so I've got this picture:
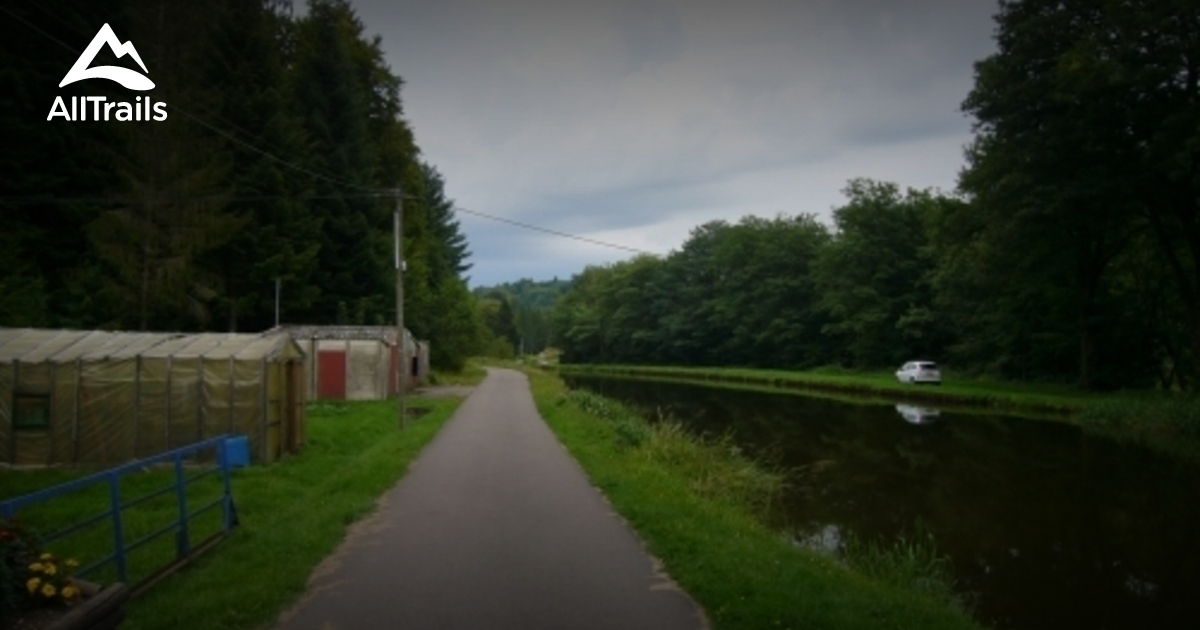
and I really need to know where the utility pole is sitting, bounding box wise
[394,190,406,430]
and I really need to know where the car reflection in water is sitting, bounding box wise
[895,404,940,425]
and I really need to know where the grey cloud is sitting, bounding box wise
[613,0,683,71]
[351,0,1000,285]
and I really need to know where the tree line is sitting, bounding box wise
[553,0,1200,391]
[473,278,572,356]
[0,0,482,370]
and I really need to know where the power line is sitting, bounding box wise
[0,194,661,257]
[3,4,658,259]
[0,192,394,206]
[9,1,335,185]
[451,206,658,256]
[2,3,383,197]
[0,5,81,56]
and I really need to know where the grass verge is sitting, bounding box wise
[2,394,470,630]
[559,364,1200,462]
[124,396,463,630]
[528,368,982,630]
[842,525,973,615]
[430,358,488,385]
[1077,395,1200,460]
[558,364,1098,413]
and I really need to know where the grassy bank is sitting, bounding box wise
[558,364,1200,461]
[528,368,982,630]
[123,396,465,630]
[430,358,489,385]
[558,364,1098,412]
[1076,396,1200,460]
[2,394,471,630]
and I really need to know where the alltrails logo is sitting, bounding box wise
[47,23,167,122]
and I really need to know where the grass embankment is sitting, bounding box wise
[559,364,1200,460]
[1075,397,1200,459]
[559,364,1097,412]
[430,358,489,385]
[527,368,982,630]
[1,393,472,630]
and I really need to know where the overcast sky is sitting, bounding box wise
[351,0,1001,288]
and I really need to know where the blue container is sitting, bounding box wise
[223,435,250,468]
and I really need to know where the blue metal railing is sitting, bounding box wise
[1,435,240,587]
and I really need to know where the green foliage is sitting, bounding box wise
[480,335,515,360]
[551,207,934,371]
[122,397,462,630]
[0,397,464,630]
[551,215,835,369]
[543,0,1200,391]
[0,229,48,328]
[533,371,982,630]
[429,360,488,386]
[0,0,480,371]
[425,278,486,371]
[1078,395,1200,459]
[559,389,786,519]
[1,517,41,619]
[417,163,472,280]
[960,0,1200,389]
[0,1,121,329]
[477,292,520,358]
[474,279,572,355]
[817,180,947,368]
[475,278,572,310]
[842,525,972,615]
[404,163,481,371]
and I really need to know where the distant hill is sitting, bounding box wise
[473,278,573,310]
[473,278,573,354]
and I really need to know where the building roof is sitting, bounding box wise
[0,328,303,364]
[273,324,405,342]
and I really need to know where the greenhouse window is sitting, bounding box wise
[13,394,50,429]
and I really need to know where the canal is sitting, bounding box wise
[562,374,1200,630]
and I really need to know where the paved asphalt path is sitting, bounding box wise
[273,368,707,630]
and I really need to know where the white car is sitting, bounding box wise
[896,404,940,424]
[896,361,941,384]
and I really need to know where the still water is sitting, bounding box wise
[562,374,1200,630]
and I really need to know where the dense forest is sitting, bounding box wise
[0,0,482,370]
[473,279,572,355]
[553,0,1200,391]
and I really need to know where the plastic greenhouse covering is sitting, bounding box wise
[0,328,306,466]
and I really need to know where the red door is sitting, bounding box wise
[317,350,347,399]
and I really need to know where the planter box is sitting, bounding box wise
[45,583,129,630]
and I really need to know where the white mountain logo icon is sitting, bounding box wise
[59,23,154,91]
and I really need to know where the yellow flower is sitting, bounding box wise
[28,562,43,572]
[39,552,53,561]
[44,564,57,576]
[65,559,80,568]
[26,577,41,594]
[61,585,80,600]
[41,583,57,598]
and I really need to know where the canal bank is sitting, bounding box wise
[558,364,1088,414]
[526,368,984,630]
[557,370,1200,630]
[556,364,1200,462]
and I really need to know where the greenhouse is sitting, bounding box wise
[0,328,306,466]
